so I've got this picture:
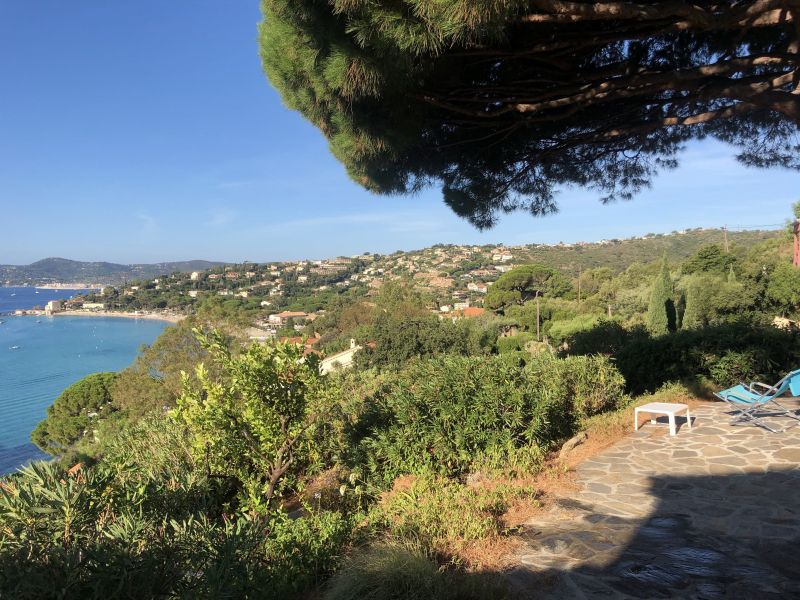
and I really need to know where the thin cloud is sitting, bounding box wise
[135,212,158,235]
[207,207,238,227]
[216,180,253,190]
[262,211,433,230]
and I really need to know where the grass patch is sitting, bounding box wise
[322,543,516,600]
[371,476,538,567]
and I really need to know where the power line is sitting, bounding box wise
[725,223,784,231]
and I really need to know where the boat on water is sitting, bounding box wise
[9,346,20,350]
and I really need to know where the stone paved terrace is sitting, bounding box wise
[512,400,800,599]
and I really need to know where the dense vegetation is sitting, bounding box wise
[56,228,779,321]
[4,213,800,598]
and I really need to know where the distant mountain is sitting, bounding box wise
[0,258,226,286]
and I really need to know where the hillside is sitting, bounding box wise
[1,228,782,288]
[0,258,226,286]
[501,228,780,272]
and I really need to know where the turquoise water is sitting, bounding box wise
[0,310,167,474]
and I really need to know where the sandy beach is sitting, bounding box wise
[53,310,185,324]
[35,285,103,290]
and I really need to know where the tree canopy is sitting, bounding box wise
[31,372,118,455]
[260,1,800,227]
[485,264,571,309]
[682,244,737,275]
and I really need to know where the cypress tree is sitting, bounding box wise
[646,258,675,335]
[676,292,686,330]
[682,283,702,330]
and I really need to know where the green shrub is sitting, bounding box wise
[262,509,357,596]
[323,543,515,600]
[496,332,534,354]
[372,477,535,561]
[552,355,628,418]
[176,330,324,511]
[611,324,800,393]
[707,350,763,387]
[566,320,647,356]
[97,413,224,518]
[342,354,625,483]
[547,314,601,344]
[324,544,447,600]
[357,356,548,481]
[0,459,355,599]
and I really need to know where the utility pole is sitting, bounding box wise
[722,226,729,253]
[577,265,582,304]
[535,292,541,342]
[794,220,800,267]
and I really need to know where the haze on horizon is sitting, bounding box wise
[2,1,798,266]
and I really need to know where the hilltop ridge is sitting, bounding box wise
[1,227,781,287]
[0,258,226,286]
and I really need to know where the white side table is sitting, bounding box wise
[634,402,692,436]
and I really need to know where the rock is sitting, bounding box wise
[559,431,588,460]
[466,471,489,487]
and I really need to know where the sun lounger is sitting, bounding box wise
[714,369,800,432]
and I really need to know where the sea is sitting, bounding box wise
[0,287,167,474]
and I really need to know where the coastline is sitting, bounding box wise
[35,285,102,291]
[51,310,185,324]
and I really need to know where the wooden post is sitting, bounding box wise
[608,303,612,318]
[577,265,582,304]
[794,220,800,267]
[536,293,540,342]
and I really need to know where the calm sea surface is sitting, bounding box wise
[0,287,167,474]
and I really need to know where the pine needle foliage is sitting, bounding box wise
[259,1,800,227]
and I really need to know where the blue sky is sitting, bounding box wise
[1,1,798,265]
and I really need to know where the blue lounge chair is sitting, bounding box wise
[715,369,800,432]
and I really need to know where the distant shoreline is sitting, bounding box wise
[52,310,185,324]
[35,285,102,291]
[0,285,99,291]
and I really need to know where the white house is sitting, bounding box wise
[268,311,308,326]
[45,300,64,315]
[320,339,363,375]
[467,283,488,294]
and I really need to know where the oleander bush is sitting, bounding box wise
[323,353,626,485]
[0,455,355,599]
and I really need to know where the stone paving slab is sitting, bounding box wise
[514,400,800,599]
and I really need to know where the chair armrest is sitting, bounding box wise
[750,381,778,394]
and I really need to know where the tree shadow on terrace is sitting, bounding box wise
[510,468,800,599]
